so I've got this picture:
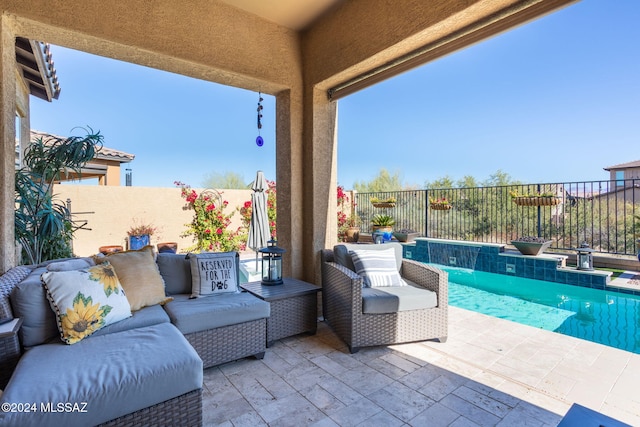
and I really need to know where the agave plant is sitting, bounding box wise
[15,127,104,265]
[371,214,395,227]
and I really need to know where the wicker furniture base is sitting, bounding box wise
[241,278,320,346]
[321,249,448,353]
[185,318,266,368]
[98,388,202,427]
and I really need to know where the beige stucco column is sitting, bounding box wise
[302,87,338,285]
[0,17,16,273]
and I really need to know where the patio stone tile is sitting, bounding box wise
[465,380,520,408]
[356,410,405,426]
[325,396,383,427]
[380,351,422,373]
[199,308,639,426]
[268,402,328,427]
[310,417,341,427]
[310,354,349,376]
[283,365,335,391]
[367,381,435,422]
[226,375,276,408]
[299,383,347,413]
[316,376,363,406]
[510,400,563,426]
[536,371,577,400]
[324,350,367,370]
[399,364,442,390]
[227,410,268,427]
[364,355,416,380]
[202,374,244,404]
[338,364,394,395]
[253,393,318,424]
[452,385,512,418]
[408,402,460,427]
[255,372,298,399]
[448,416,482,427]
[418,373,467,402]
[202,396,254,425]
[495,407,546,427]
[440,394,501,427]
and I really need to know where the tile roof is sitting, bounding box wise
[30,130,135,163]
[603,160,640,170]
[16,38,60,101]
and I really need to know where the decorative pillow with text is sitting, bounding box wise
[188,252,239,298]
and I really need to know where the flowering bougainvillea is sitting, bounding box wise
[175,181,246,252]
[337,185,349,241]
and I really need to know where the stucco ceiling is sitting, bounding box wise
[219,0,343,30]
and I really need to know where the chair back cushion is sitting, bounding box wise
[333,243,403,273]
[350,248,407,288]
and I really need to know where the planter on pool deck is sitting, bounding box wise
[511,239,552,256]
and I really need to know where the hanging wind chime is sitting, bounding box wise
[256,92,264,147]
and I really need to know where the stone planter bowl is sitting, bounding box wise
[511,240,552,256]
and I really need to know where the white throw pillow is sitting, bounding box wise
[350,248,407,288]
[41,262,132,344]
[188,252,240,298]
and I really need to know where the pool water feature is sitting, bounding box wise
[436,265,640,354]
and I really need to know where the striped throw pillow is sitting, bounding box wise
[350,248,407,288]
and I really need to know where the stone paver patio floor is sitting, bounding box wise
[202,306,640,426]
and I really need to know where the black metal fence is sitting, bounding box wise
[354,179,640,256]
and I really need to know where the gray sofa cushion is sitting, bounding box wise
[362,284,437,314]
[164,292,270,335]
[0,322,202,427]
[156,253,192,295]
[334,243,403,273]
[92,304,169,337]
[10,267,59,348]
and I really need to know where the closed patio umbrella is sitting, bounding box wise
[247,171,270,266]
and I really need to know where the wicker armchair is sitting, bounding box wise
[321,244,448,353]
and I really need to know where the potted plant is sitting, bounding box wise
[371,214,395,243]
[127,222,158,250]
[511,236,553,256]
[509,190,562,206]
[429,197,451,210]
[15,127,104,265]
[370,196,396,208]
[345,213,361,243]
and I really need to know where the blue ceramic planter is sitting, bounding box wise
[129,234,150,250]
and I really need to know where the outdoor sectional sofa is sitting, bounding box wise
[0,248,270,427]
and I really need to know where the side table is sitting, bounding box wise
[241,278,320,346]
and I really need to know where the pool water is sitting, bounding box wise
[434,265,640,354]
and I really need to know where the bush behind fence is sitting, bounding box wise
[355,179,640,256]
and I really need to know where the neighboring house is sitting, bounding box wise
[604,160,640,187]
[30,130,135,186]
[594,160,640,203]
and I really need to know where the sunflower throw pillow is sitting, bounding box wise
[41,262,132,344]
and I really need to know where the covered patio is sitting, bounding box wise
[0,0,578,280]
[3,2,638,425]
[202,307,640,426]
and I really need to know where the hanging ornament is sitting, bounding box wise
[256,92,264,147]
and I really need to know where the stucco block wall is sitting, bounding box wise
[54,185,253,257]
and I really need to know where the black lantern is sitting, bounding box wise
[259,238,285,285]
[576,242,594,271]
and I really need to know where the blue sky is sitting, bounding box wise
[30,0,639,189]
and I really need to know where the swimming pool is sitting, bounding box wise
[434,265,640,354]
